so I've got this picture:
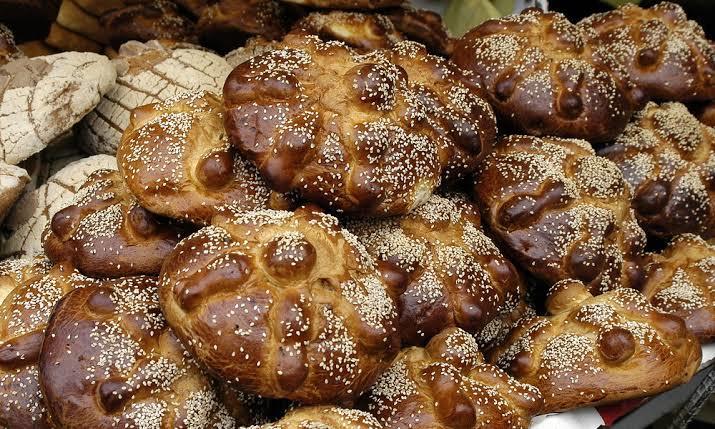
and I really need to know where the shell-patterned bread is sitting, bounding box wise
[101,0,197,49]
[197,0,293,52]
[363,327,543,429]
[348,194,527,348]
[79,40,233,155]
[489,280,702,412]
[0,161,30,222]
[451,8,640,143]
[250,406,382,429]
[2,155,118,258]
[294,11,404,52]
[38,275,242,429]
[0,24,23,66]
[225,36,280,68]
[474,135,646,294]
[118,90,287,225]
[0,257,96,428]
[641,234,715,343]
[599,102,715,239]
[278,0,403,10]
[43,169,184,278]
[579,2,715,102]
[0,52,116,165]
[159,206,400,405]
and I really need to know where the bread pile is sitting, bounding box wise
[0,1,713,428]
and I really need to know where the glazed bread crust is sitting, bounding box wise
[159,206,399,405]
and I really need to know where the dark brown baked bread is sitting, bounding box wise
[118,90,287,225]
[641,234,715,343]
[0,257,96,429]
[363,327,543,428]
[474,135,646,294]
[197,0,294,52]
[39,275,243,429]
[579,2,715,102]
[0,24,23,66]
[698,101,715,127]
[0,0,60,41]
[159,206,400,405]
[599,102,715,239]
[278,0,403,10]
[294,11,403,52]
[224,34,496,214]
[43,169,184,278]
[348,194,527,348]
[255,406,382,428]
[384,6,453,57]
[489,280,702,412]
[452,8,640,143]
[101,0,198,49]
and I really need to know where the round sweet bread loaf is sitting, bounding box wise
[490,281,702,413]
[0,257,96,429]
[348,194,527,348]
[474,135,646,294]
[159,206,399,404]
[452,8,640,143]
[43,169,184,278]
[641,234,715,343]
[39,275,243,429]
[294,11,404,52]
[579,2,715,102]
[250,406,382,428]
[363,327,543,428]
[599,102,715,239]
[118,90,286,225]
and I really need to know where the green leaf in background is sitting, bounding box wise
[444,0,508,37]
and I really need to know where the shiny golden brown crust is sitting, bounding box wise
[599,102,715,239]
[579,2,715,102]
[0,257,97,429]
[474,135,646,294]
[384,6,453,57]
[294,11,403,52]
[278,0,403,10]
[452,8,639,143]
[254,406,383,428]
[348,194,527,348]
[159,206,399,405]
[490,281,702,413]
[39,276,240,429]
[100,0,198,49]
[364,327,543,429]
[43,169,184,278]
[197,0,294,52]
[641,234,715,343]
[118,90,281,225]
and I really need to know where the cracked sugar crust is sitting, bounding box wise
[0,256,98,429]
[451,8,639,143]
[0,52,116,165]
[364,327,543,429]
[641,233,715,342]
[158,206,399,405]
[79,40,232,155]
[599,102,715,239]
[474,135,646,295]
[347,193,527,348]
[579,2,715,102]
[39,276,240,429]
[0,160,29,221]
[2,155,117,258]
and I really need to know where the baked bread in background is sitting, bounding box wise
[0,52,115,165]
[39,275,240,429]
[278,0,404,10]
[79,40,232,155]
[348,194,527,348]
[384,6,453,56]
[2,155,117,258]
[579,2,715,102]
[599,102,715,239]
[641,234,715,343]
[0,162,30,223]
[294,11,404,51]
[0,24,24,66]
[0,257,96,428]
[0,0,60,41]
[43,169,184,278]
[452,8,641,143]
[257,406,383,428]
[159,206,399,405]
[474,135,646,294]
[117,90,287,225]
[490,280,702,413]
[46,0,126,53]
[224,36,279,67]
[363,327,543,428]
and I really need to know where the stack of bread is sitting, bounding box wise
[0,1,713,428]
